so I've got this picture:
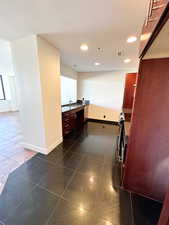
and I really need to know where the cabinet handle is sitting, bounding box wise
[64,124,70,128]
[64,118,70,122]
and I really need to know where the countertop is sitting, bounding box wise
[124,121,131,137]
[62,103,86,113]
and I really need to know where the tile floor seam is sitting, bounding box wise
[60,169,78,198]
[36,184,62,199]
[1,182,38,223]
[33,155,64,167]
[45,197,63,225]
[43,161,81,225]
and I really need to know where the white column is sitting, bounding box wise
[11,35,62,154]
[8,75,19,111]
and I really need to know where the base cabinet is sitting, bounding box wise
[62,107,85,137]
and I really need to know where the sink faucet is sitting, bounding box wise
[69,100,72,106]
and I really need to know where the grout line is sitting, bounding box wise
[44,169,78,225]
[3,183,38,223]
[45,196,62,225]
[60,169,78,198]
[36,184,62,199]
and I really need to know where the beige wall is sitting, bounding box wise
[37,36,62,149]
[77,71,126,122]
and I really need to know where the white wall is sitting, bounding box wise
[11,35,46,152]
[0,39,18,112]
[77,71,126,122]
[37,36,62,149]
[11,35,62,154]
[60,63,77,80]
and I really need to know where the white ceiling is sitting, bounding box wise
[0,0,148,72]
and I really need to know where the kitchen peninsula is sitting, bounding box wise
[62,103,87,137]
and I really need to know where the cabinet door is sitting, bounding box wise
[69,113,76,130]
[123,58,169,202]
[123,73,137,110]
[158,190,169,225]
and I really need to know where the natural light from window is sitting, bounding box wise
[61,76,77,105]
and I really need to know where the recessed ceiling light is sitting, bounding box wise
[94,62,101,66]
[127,36,137,43]
[124,58,131,63]
[80,44,88,51]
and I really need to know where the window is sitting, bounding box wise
[0,75,5,100]
[61,76,77,105]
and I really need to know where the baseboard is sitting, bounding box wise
[22,142,48,154]
[22,136,63,155]
[87,118,119,125]
[47,137,63,154]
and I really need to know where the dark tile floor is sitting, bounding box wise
[0,121,162,225]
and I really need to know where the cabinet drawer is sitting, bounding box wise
[63,117,70,123]
[63,127,71,136]
[63,123,71,129]
[62,112,70,118]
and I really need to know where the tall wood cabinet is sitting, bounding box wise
[158,190,169,225]
[123,2,169,204]
[123,58,169,201]
[122,73,137,121]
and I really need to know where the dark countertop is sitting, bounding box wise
[62,103,86,113]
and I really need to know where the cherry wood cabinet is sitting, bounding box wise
[139,0,169,56]
[158,190,169,225]
[123,58,169,202]
[122,73,137,121]
[62,106,85,137]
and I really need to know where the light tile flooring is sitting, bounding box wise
[0,112,36,193]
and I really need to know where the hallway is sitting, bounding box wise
[0,121,161,225]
